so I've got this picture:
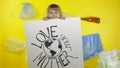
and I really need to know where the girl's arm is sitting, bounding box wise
[81,17,100,23]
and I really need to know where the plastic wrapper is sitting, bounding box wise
[5,38,25,52]
[82,33,103,60]
[97,50,120,68]
[20,3,35,19]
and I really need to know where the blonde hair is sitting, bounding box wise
[47,4,65,19]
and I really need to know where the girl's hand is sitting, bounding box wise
[43,17,49,21]
[60,16,66,20]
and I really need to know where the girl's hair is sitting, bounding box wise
[47,4,65,19]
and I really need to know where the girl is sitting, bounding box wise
[43,4,100,23]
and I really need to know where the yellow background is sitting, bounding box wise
[0,0,120,68]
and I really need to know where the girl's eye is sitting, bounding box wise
[49,12,53,14]
[55,12,58,14]
[50,12,53,14]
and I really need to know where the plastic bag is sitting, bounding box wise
[97,50,120,68]
[5,38,25,52]
[82,33,103,60]
[20,3,35,19]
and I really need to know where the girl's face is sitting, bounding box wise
[48,9,61,19]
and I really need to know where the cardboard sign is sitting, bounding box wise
[24,17,84,68]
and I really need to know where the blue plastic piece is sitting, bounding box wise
[82,33,103,60]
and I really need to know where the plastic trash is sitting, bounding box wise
[97,50,120,68]
[5,38,25,52]
[82,33,103,60]
[20,3,35,19]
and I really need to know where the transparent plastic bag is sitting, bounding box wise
[97,50,120,68]
[20,3,35,19]
[5,38,25,52]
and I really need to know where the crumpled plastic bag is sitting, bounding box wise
[97,50,120,68]
[20,3,35,19]
[5,38,25,52]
